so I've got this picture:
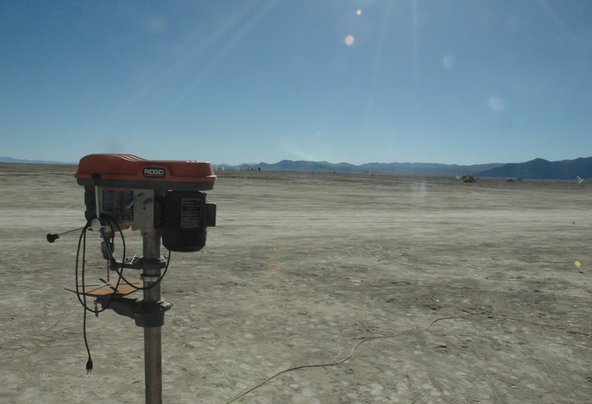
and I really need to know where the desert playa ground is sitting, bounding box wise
[1,163,591,403]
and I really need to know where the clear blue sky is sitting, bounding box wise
[1,0,591,165]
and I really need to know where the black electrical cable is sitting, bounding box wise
[75,217,126,314]
[83,304,92,373]
[97,216,126,310]
[75,221,94,372]
[74,216,128,373]
[74,221,92,311]
[73,215,172,373]
[95,216,171,292]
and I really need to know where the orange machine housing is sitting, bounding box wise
[75,154,216,190]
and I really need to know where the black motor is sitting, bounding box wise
[161,191,216,252]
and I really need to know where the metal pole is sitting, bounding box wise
[143,231,162,404]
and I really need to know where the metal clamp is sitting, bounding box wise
[96,297,173,328]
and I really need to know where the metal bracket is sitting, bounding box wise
[96,296,173,328]
[110,255,167,271]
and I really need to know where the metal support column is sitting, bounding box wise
[143,231,162,404]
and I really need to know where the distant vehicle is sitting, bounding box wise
[577,176,585,184]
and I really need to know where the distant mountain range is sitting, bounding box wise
[0,156,72,165]
[478,157,592,180]
[221,156,592,180]
[2,155,590,180]
[223,160,503,177]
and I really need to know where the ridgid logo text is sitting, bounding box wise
[143,167,165,178]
